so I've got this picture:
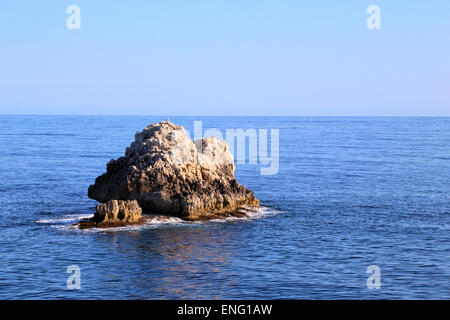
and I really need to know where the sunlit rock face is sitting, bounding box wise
[79,200,144,229]
[88,121,259,220]
[94,200,142,223]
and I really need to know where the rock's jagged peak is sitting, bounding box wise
[123,120,234,172]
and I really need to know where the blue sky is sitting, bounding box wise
[0,0,449,115]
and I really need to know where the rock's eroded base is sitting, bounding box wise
[78,200,144,229]
[78,206,258,229]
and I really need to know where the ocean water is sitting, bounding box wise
[0,115,449,299]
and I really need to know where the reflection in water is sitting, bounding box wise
[93,225,241,299]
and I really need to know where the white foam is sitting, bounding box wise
[145,215,185,224]
[207,206,282,223]
[36,214,93,224]
[38,206,281,233]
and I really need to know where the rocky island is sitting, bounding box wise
[80,121,259,228]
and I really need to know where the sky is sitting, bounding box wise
[0,0,449,116]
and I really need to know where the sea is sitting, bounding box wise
[0,115,449,299]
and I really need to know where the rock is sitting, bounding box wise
[87,121,259,221]
[79,200,144,229]
[94,200,143,223]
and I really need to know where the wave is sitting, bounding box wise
[208,206,282,223]
[35,206,281,233]
[36,214,93,224]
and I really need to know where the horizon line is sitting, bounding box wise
[1,114,450,118]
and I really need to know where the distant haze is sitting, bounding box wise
[0,0,449,116]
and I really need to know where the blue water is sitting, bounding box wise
[0,116,449,299]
